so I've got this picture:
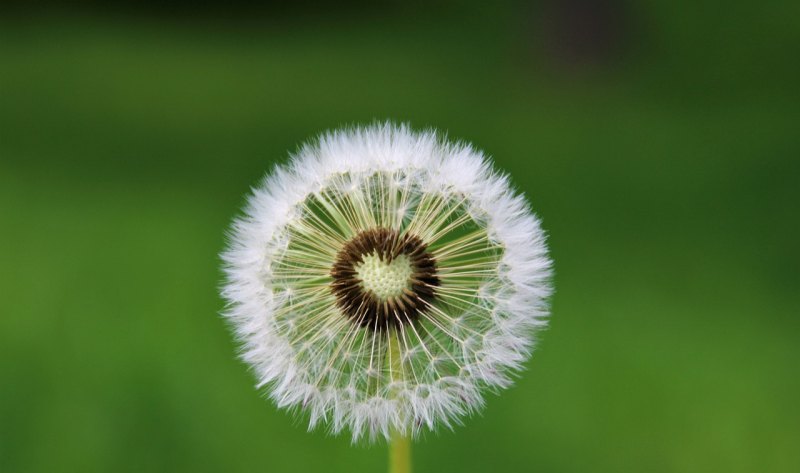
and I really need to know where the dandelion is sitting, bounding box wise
[221,123,552,471]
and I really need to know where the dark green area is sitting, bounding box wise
[1,4,798,472]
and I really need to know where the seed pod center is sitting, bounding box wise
[355,253,413,300]
[330,227,440,331]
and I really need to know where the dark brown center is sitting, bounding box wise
[330,227,439,331]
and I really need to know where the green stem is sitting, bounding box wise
[388,331,412,473]
[389,428,411,473]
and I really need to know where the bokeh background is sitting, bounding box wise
[1,1,798,472]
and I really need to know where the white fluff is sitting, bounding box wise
[221,123,552,442]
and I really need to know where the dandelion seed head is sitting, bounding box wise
[222,123,552,442]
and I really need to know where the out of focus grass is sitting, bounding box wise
[1,7,798,473]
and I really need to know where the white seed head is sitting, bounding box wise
[221,123,552,442]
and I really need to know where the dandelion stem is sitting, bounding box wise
[388,332,412,473]
[389,428,411,473]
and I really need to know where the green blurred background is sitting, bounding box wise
[1,1,798,472]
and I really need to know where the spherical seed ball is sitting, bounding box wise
[221,123,553,442]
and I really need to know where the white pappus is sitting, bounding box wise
[221,123,552,442]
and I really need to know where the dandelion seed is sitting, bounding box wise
[221,123,552,444]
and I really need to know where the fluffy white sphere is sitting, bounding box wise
[221,123,552,442]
